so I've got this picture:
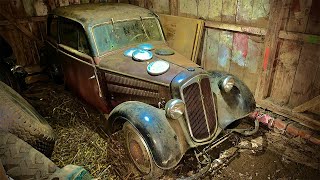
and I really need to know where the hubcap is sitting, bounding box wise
[126,129,151,174]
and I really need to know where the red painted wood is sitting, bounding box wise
[263,47,270,71]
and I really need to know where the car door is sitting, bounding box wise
[57,18,109,113]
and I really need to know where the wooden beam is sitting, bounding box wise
[292,95,320,113]
[257,98,320,131]
[279,31,320,45]
[205,21,267,36]
[0,16,46,26]
[169,0,179,16]
[0,9,42,44]
[256,0,290,99]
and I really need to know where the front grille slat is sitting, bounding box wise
[182,76,217,142]
[200,78,217,132]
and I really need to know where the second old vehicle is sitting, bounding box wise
[46,3,259,178]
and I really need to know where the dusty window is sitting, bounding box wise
[93,18,163,55]
[59,19,90,55]
[60,20,78,49]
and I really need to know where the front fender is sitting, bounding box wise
[208,71,256,128]
[105,101,183,169]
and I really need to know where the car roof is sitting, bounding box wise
[51,3,156,27]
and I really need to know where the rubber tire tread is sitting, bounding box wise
[0,81,55,157]
[0,131,58,180]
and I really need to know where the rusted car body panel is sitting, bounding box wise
[46,3,257,170]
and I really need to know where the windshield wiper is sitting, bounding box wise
[140,16,150,40]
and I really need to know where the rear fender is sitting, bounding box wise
[105,101,183,169]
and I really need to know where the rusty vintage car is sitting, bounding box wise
[46,3,259,178]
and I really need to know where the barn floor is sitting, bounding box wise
[23,82,320,179]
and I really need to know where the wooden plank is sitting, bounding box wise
[148,0,169,14]
[179,0,197,17]
[10,0,26,18]
[279,31,320,45]
[306,0,320,35]
[236,0,253,25]
[0,17,47,26]
[169,0,178,16]
[205,21,267,36]
[208,0,222,21]
[0,8,41,44]
[288,43,320,108]
[285,0,312,33]
[269,40,301,105]
[229,33,249,79]
[33,0,48,16]
[217,31,233,72]
[251,0,270,27]
[57,0,69,7]
[257,98,320,131]
[242,36,264,93]
[201,28,220,71]
[197,0,210,19]
[221,0,237,23]
[159,14,204,62]
[292,95,320,113]
[256,0,290,99]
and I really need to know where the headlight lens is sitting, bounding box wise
[221,76,235,92]
[165,99,185,119]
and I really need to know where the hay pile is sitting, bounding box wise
[23,82,140,179]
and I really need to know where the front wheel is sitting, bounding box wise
[123,122,163,179]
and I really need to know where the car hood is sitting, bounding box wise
[97,42,199,86]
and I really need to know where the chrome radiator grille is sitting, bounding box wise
[182,76,217,141]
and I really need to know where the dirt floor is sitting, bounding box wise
[22,82,320,179]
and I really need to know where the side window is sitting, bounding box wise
[78,31,90,54]
[47,15,58,40]
[59,18,90,55]
[60,19,78,49]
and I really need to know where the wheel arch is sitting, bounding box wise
[104,101,184,169]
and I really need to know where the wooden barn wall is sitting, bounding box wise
[176,0,269,94]
[268,0,320,115]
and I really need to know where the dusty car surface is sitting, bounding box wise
[46,3,258,178]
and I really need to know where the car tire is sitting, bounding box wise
[0,81,56,157]
[123,122,163,179]
[0,62,20,92]
[0,131,58,180]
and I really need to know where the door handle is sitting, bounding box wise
[89,75,96,80]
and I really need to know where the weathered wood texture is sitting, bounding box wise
[201,28,264,93]
[0,2,46,66]
[179,0,269,27]
[260,0,320,126]
[159,14,204,63]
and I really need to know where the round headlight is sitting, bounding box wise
[221,76,235,92]
[165,99,185,119]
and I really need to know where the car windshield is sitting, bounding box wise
[93,18,163,55]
